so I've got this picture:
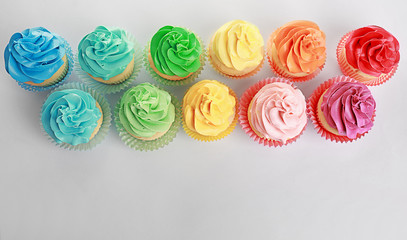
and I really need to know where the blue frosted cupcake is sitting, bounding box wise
[4,27,72,89]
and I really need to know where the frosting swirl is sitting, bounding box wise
[321,82,376,139]
[183,80,236,136]
[249,82,306,143]
[211,20,264,71]
[345,25,400,77]
[150,26,202,77]
[41,89,102,145]
[4,27,66,83]
[271,20,326,74]
[119,83,175,138]
[78,26,134,80]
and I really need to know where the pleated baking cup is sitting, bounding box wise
[144,34,206,86]
[17,38,74,92]
[182,82,239,142]
[306,76,376,143]
[40,82,112,150]
[336,31,398,86]
[266,36,325,82]
[75,32,142,94]
[114,88,181,151]
[239,77,306,147]
[207,44,264,79]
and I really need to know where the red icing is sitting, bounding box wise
[345,26,400,77]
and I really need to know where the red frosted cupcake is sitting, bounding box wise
[307,76,376,142]
[337,25,400,86]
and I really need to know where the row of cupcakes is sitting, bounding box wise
[39,75,376,151]
[4,20,400,93]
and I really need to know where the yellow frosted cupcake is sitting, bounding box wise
[182,80,238,141]
[209,20,264,78]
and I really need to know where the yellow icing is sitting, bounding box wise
[183,80,236,136]
[212,20,264,71]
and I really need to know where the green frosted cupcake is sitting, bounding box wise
[115,82,181,151]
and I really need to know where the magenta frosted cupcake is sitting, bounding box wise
[239,78,307,147]
[337,25,400,86]
[307,76,376,142]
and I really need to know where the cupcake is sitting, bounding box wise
[4,27,71,89]
[209,20,264,78]
[146,25,204,83]
[78,26,135,85]
[239,78,307,147]
[182,80,238,141]
[307,76,376,142]
[117,83,177,144]
[337,25,400,86]
[267,20,326,82]
[41,89,103,147]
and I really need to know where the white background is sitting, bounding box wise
[0,0,406,239]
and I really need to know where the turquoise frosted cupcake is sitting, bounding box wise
[4,27,73,91]
[77,26,142,94]
[41,83,111,150]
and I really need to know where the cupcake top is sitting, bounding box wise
[211,20,264,71]
[41,89,102,146]
[119,83,175,139]
[321,81,376,139]
[78,26,135,80]
[4,27,66,84]
[150,26,202,77]
[270,20,326,75]
[345,25,400,77]
[249,82,306,143]
[183,80,236,136]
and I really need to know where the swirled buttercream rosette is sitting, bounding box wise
[239,78,307,147]
[266,20,326,82]
[144,26,206,86]
[182,80,239,142]
[4,27,74,92]
[336,26,399,86]
[75,27,142,94]
[40,82,111,150]
[306,76,376,143]
[114,84,181,151]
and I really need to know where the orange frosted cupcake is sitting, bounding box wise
[267,20,326,82]
[337,25,400,86]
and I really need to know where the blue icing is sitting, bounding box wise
[41,89,102,146]
[4,27,66,83]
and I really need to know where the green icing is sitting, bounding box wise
[78,26,134,80]
[119,83,175,138]
[150,26,202,77]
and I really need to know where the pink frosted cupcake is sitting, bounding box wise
[239,78,307,147]
[307,76,376,142]
[337,25,400,86]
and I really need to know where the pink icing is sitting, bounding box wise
[321,82,376,139]
[250,82,307,143]
[345,25,400,77]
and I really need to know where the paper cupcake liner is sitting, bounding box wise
[40,82,112,150]
[336,31,398,86]
[144,32,206,86]
[266,35,324,82]
[114,86,181,151]
[17,38,74,92]
[182,82,239,142]
[207,44,264,79]
[306,76,376,143]
[239,77,306,147]
[75,31,142,94]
